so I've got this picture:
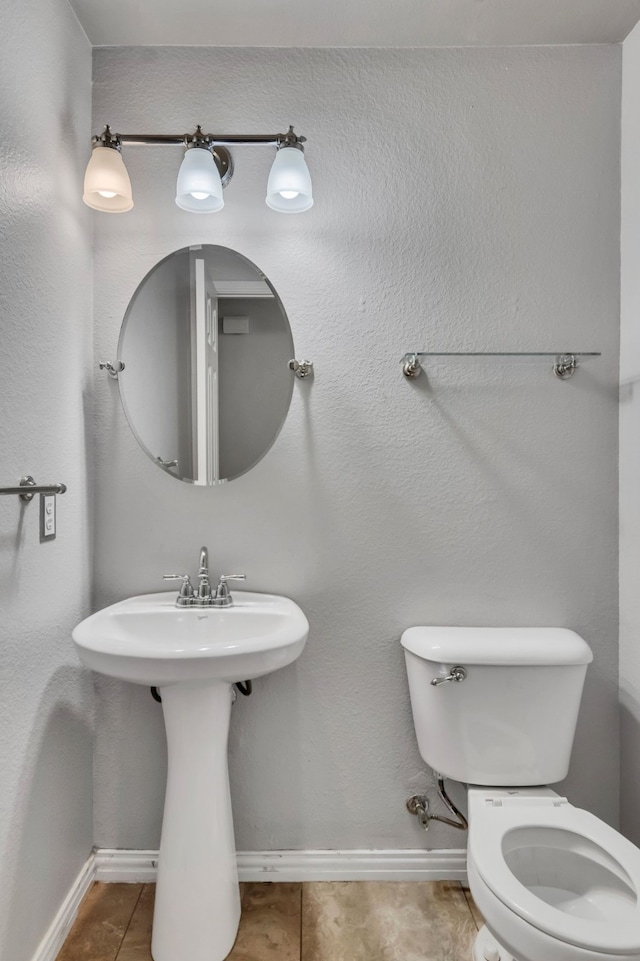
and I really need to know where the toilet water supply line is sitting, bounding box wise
[406,776,468,831]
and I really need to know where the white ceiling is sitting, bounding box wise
[69,0,640,47]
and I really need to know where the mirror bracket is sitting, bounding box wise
[289,359,313,379]
[99,360,125,379]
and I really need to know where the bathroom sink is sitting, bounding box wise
[72,590,309,685]
[72,586,309,961]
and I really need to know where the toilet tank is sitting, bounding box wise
[401,627,593,786]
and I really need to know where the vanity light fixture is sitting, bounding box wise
[83,125,134,212]
[266,142,313,212]
[83,124,312,214]
[175,126,228,213]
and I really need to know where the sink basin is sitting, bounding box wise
[72,588,308,961]
[72,590,309,685]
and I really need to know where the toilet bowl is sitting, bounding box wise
[467,788,640,961]
[400,626,640,961]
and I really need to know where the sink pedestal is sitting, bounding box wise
[151,681,241,961]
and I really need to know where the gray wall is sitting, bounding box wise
[620,22,640,846]
[0,2,93,960]
[91,46,620,851]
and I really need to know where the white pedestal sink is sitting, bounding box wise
[72,591,308,961]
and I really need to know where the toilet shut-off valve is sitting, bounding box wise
[406,776,468,832]
[406,794,431,829]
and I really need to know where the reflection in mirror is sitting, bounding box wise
[117,245,294,484]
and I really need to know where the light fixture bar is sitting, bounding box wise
[103,130,306,148]
[117,134,188,146]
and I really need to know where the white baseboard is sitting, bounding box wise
[30,854,96,961]
[94,848,159,882]
[31,846,468,960]
[237,848,467,882]
[94,847,467,883]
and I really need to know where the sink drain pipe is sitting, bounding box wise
[406,775,468,831]
[150,682,252,703]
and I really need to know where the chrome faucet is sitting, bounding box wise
[197,546,212,601]
[163,547,246,607]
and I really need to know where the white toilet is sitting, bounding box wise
[401,626,640,961]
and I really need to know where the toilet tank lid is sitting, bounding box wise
[400,627,593,666]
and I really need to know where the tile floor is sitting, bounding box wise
[56,880,483,961]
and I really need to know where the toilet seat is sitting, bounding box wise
[469,801,640,956]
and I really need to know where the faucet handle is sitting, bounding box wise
[214,574,246,607]
[163,573,194,597]
[218,574,246,585]
[218,573,246,592]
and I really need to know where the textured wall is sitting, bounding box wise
[620,22,640,846]
[0,3,93,960]
[91,46,620,852]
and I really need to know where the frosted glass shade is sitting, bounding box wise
[175,148,224,212]
[266,147,313,212]
[83,146,133,212]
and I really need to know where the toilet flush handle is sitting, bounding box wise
[431,666,467,686]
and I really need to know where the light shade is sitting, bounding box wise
[83,146,133,212]
[266,147,313,213]
[175,147,224,212]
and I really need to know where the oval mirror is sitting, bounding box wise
[117,245,294,484]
